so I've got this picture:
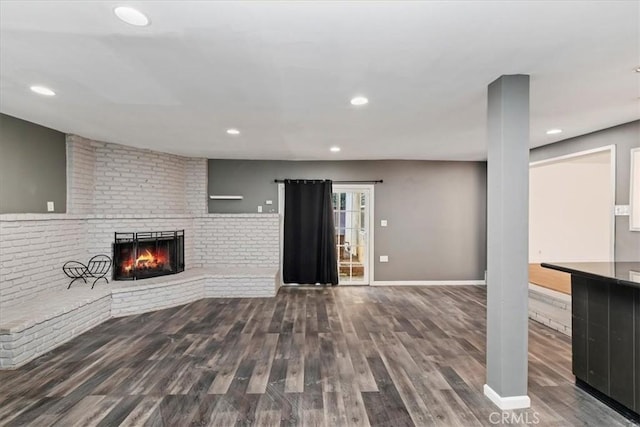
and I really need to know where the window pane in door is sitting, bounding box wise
[332,188,369,285]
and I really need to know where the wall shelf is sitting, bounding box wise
[209,195,243,200]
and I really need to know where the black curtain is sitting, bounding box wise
[283,179,338,285]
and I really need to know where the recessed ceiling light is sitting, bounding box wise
[635,67,640,73]
[546,129,563,135]
[226,129,240,135]
[350,96,368,106]
[330,146,341,152]
[30,85,55,96]
[114,6,149,26]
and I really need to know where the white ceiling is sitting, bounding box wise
[1,1,638,160]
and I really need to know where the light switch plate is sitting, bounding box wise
[258,206,263,213]
[47,201,54,212]
[614,205,630,216]
[379,255,389,263]
[380,220,388,227]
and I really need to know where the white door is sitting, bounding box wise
[332,185,374,285]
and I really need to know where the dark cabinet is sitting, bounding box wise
[586,281,609,392]
[571,277,588,379]
[609,285,635,410]
[571,276,639,414]
[636,290,640,413]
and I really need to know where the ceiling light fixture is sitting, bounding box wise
[30,85,55,96]
[226,129,240,135]
[350,96,368,106]
[330,146,341,152]
[114,6,149,26]
[635,67,640,73]
[546,129,563,135]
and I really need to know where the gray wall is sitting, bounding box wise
[530,120,640,262]
[0,114,66,214]
[208,160,487,281]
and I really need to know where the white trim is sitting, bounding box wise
[370,187,375,284]
[529,144,616,262]
[372,280,485,286]
[630,147,640,231]
[483,384,531,410]
[529,144,615,167]
[333,184,375,286]
[278,183,285,285]
[610,145,617,255]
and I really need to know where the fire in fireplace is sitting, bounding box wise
[113,230,184,280]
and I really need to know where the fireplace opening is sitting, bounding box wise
[113,230,184,280]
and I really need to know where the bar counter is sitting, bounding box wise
[542,262,640,419]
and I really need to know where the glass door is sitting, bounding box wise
[332,186,372,285]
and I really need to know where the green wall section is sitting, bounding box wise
[0,114,66,213]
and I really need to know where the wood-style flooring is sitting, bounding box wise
[0,286,633,426]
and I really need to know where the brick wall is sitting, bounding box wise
[185,158,208,215]
[66,135,205,215]
[0,294,111,368]
[66,136,96,214]
[111,278,206,317]
[194,214,280,268]
[0,215,88,311]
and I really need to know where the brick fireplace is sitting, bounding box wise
[0,134,280,369]
[113,230,185,280]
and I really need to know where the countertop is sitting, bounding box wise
[541,262,640,289]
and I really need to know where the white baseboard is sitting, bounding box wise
[483,384,531,410]
[371,280,486,286]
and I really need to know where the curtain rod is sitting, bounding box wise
[273,179,383,184]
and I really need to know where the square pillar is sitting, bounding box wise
[484,74,531,410]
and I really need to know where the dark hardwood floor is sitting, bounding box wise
[0,286,633,426]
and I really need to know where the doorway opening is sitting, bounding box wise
[278,183,374,286]
[333,185,374,285]
[528,145,616,294]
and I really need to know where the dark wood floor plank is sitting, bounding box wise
[3,397,63,427]
[342,332,378,392]
[323,391,349,426]
[247,333,280,394]
[50,395,121,426]
[372,331,441,425]
[285,333,305,393]
[363,355,413,426]
[96,395,144,427]
[0,286,632,427]
[207,333,253,394]
[115,396,162,427]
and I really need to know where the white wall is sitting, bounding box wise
[529,150,613,263]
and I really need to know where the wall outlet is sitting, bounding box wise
[47,201,54,212]
[258,205,263,213]
[265,200,273,205]
[379,255,389,263]
[614,205,630,216]
[380,219,388,227]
